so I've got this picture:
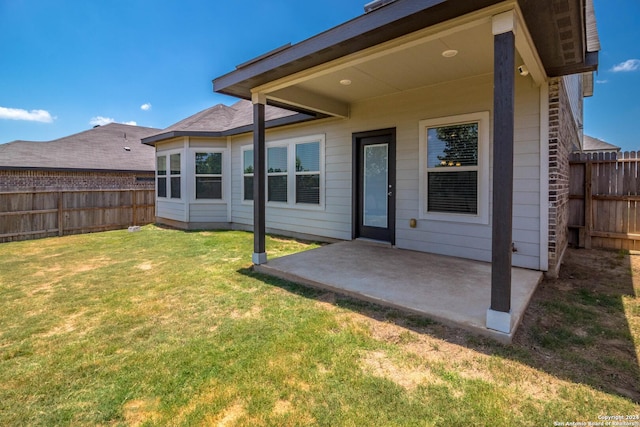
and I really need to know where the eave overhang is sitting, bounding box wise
[141,112,317,146]
[213,0,599,107]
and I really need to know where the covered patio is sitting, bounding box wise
[255,240,543,343]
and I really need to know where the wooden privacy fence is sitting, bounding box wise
[569,151,640,250]
[0,189,155,243]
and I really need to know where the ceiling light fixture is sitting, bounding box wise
[339,79,352,86]
[441,49,458,58]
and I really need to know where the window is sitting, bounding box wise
[157,156,167,198]
[295,142,320,204]
[241,134,324,208]
[169,153,181,199]
[267,146,288,202]
[243,149,254,201]
[157,152,182,199]
[195,152,222,199]
[419,112,489,223]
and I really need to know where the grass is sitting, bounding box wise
[0,225,638,426]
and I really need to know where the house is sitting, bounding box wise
[578,135,621,154]
[0,123,159,191]
[143,0,599,336]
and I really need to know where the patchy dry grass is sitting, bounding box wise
[0,226,638,426]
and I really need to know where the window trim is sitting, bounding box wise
[418,112,490,224]
[241,134,325,210]
[191,149,226,203]
[156,149,184,202]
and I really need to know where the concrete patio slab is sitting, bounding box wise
[254,240,543,343]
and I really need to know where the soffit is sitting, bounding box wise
[280,21,495,105]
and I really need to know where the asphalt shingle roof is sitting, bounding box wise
[143,100,302,145]
[583,135,621,152]
[0,123,160,172]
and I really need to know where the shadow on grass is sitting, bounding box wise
[238,247,640,404]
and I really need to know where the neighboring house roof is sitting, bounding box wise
[213,0,600,103]
[142,100,314,146]
[582,135,621,153]
[0,123,160,172]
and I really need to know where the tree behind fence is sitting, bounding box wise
[569,151,640,250]
[0,189,155,243]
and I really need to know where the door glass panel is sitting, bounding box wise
[363,144,388,228]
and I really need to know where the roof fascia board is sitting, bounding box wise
[545,51,598,77]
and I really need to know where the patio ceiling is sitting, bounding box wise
[258,12,533,118]
[269,20,496,108]
[214,0,598,119]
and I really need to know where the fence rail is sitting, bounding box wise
[569,151,640,250]
[0,189,155,243]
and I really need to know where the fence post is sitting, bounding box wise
[57,192,64,237]
[583,157,593,249]
[131,189,137,226]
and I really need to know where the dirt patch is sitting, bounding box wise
[212,402,245,427]
[360,349,441,391]
[272,399,292,415]
[122,398,161,426]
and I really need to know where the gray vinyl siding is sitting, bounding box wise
[189,203,228,223]
[157,200,186,222]
[227,73,543,269]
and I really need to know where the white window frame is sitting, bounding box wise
[156,149,184,202]
[418,112,490,224]
[241,134,325,210]
[191,149,226,203]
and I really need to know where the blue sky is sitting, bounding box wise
[1,0,638,151]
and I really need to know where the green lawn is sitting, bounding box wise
[0,225,638,426]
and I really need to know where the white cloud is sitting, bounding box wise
[140,103,152,111]
[89,116,116,126]
[0,106,54,123]
[596,79,608,84]
[611,59,640,72]
[89,117,137,127]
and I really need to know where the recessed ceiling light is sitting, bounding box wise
[339,79,352,86]
[442,49,458,58]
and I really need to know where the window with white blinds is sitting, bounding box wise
[241,134,324,208]
[419,112,489,224]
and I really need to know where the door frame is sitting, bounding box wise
[352,128,396,244]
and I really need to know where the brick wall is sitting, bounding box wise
[0,170,155,192]
[547,77,581,276]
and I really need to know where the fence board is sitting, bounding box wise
[0,189,155,243]
[570,151,640,249]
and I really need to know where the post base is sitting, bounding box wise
[252,252,268,265]
[486,308,512,334]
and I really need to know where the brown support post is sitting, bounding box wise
[252,93,267,265]
[488,12,515,334]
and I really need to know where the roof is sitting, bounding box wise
[142,100,314,146]
[0,123,160,172]
[213,0,600,102]
[582,135,621,153]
